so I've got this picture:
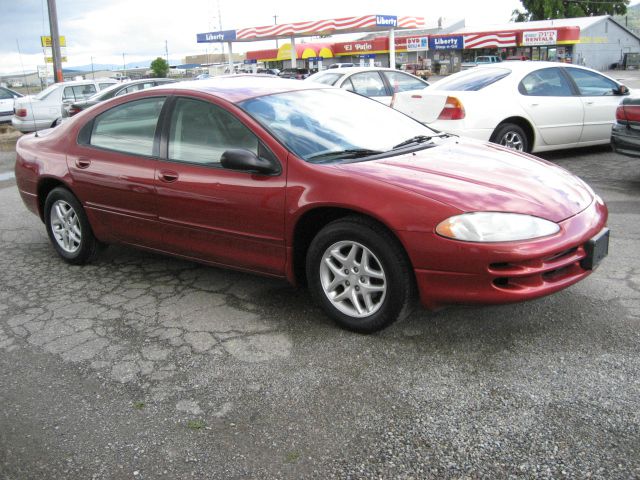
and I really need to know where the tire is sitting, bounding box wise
[306,216,413,333]
[490,123,529,152]
[44,187,102,265]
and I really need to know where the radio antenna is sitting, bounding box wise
[16,40,40,137]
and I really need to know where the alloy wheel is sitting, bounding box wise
[319,240,387,318]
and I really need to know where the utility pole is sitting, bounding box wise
[91,56,95,80]
[274,14,279,49]
[165,40,169,65]
[122,53,126,78]
[46,0,63,83]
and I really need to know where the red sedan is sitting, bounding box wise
[15,76,609,333]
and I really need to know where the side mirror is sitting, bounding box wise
[220,148,279,175]
[615,84,630,95]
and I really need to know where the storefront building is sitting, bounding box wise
[244,15,640,74]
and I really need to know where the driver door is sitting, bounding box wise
[155,96,287,276]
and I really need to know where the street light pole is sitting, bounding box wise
[46,0,63,83]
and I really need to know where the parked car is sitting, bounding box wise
[328,63,356,69]
[0,86,23,124]
[62,78,177,118]
[461,55,502,69]
[12,79,117,132]
[305,67,429,106]
[257,68,280,75]
[14,76,609,332]
[392,61,630,153]
[505,55,530,61]
[476,55,502,64]
[611,96,640,158]
[278,68,310,79]
[195,73,211,80]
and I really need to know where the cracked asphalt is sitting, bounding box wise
[1,125,639,478]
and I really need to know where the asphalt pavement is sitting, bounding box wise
[1,113,639,477]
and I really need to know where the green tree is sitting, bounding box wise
[150,57,169,78]
[512,0,629,22]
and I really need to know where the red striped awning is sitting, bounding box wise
[236,16,424,40]
[464,32,517,49]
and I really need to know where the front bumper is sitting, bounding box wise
[403,198,608,308]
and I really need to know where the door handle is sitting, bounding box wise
[75,157,91,169]
[159,170,178,183]
[585,101,595,105]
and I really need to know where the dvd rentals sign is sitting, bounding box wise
[522,30,558,46]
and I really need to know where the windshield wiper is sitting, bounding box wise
[307,149,384,163]
[392,133,451,150]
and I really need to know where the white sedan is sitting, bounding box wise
[306,67,429,106]
[391,61,630,153]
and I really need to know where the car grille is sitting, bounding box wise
[488,246,585,290]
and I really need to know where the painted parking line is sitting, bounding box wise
[0,171,15,181]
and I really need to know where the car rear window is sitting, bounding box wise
[431,68,511,91]
[311,72,344,85]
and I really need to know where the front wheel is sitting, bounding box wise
[490,123,529,152]
[44,187,102,264]
[306,217,413,333]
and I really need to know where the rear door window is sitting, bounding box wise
[90,97,165,156]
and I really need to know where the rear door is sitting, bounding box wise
[67,96,166,247]
[563,66,625,144]
[517,67,583,146]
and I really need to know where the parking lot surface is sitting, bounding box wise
[1,129,639,478]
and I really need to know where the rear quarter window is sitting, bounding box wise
[432,68,511,91]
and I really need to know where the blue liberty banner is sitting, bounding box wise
[375,15,397,27]
[429,36,464,50]
[197,30,237,43]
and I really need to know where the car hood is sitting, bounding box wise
[336,138,593,223]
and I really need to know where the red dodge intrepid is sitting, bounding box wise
[15,76,609,332]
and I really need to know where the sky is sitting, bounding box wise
[0,0,630,75]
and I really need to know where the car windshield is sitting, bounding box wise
[34,84,60,100]
[432,67,511,91]
[239,88,439,163]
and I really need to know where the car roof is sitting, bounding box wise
[315,67,398,74]
[473,60,602,75]
[170,75,326,103]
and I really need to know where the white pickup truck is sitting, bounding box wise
[461,55,502,70]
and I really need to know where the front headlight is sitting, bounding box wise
[436,212,560,242]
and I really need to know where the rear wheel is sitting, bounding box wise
[490,123,529,152]
[306,217,413,333]
[44,187,102,264]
